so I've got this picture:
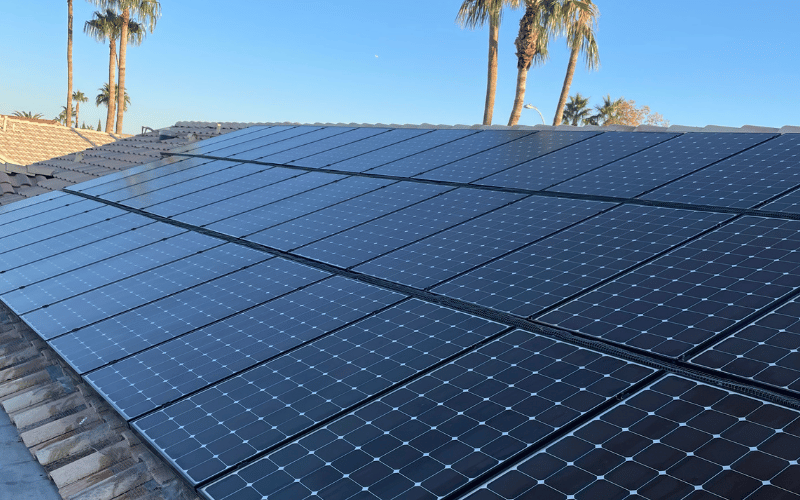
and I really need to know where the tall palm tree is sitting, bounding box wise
[73,90,88,127]
[562,93,591,126]
[552,0,599,126]
[456,0,521,125]
[508,0,567,126]
[85,9,145,132]
[66,0,74,128]
[12,111,45,119]
[96,83,131,112]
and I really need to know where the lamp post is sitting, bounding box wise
[523,104,545,125]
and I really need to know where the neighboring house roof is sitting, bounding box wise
[3,122,800,499]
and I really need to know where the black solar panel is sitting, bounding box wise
[432,206,732,318]
[467,375,800,500]
[291,128,432,169]
[256,127,390,165]
[548,133,774,198]
[539,216,800,358]
[200,126,325,159]
[226,127,355,162]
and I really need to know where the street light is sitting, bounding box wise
[523,104,545,125]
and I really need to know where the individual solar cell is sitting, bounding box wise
[291,128,432,169]
[433,206,732,318]
[366,130,533,177]
[691,296,800,396]
[22,243,270,339]
[468,375,800,500]
[246,182,452,251]
[199,126,324,159]
[417,130,600,183]
[477,132,678,191]
[296,188,520,268]
[135,299,508,485]
[354,196,614,289]
[548,133,774,198]
[331,129,478,173]
[202,177,393,237]
[50,258,330,373]
[4,230,217,317]
[0,220,181,295]
[226,127,355,162]
[257,127,389,164]
[87,277,405,420]
[202,329,654,499]
[642,134,800,208]
[538,216,800,358]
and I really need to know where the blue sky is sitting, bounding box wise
[2,1,798,134]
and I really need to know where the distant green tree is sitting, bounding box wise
[73,90,88,126]
[12,111,44,119]
[97,119,103,131]
[55,106,77,125]
[562,93,592,126]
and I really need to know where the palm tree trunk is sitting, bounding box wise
[66,0,73,129]
[483,20,499,126]
[106,38,117,133]
[115,8,130,134]
[553,46,579,126]
[75,102,80,127]
[507,66,529,126]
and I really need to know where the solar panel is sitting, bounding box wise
[167,125,280,156]
[366,130,533,177]
[201,329,654,499]
[467,375,800,500]
[538,216,800,358]
[257,127,390,164]
[49,257,330,374]
[432,205,732,318]
[417,130,600,184]
[226,127,356,162]
[642,134,800,208]
[0,189,75,218]
[198,126,325,159]
[295,188,521,268]
[291,128,432,169]
[476,132,678,191]
[762,186,800,214]
[353,196,613,289]
[548,133,775,198]
[691,295,800,395]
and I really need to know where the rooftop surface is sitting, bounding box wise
[1,123,800,500]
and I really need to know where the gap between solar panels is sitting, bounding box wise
[62,186,800,413]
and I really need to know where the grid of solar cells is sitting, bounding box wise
[88,277,405,421]
[21,243,270,339]
[548,133,774,198]
[197,126,323,159]
[691,296,800,395]
[417,130,600,184]
[257,127,389,164]
[296,188,520,268]
[330,129,477,173]
[226,127,356,162]
[189,177,392,236]
[538,216,800,358]
[0,189,70,215]
[3,230,217,318]
[762,187,800,214]
[642,134,800,208]
[146,170,341,220]
[476,132,678,191]
[202,329,654,500]
[49,258,330,374]
[0,197,100,236]
[432,206,732,318]
[135,300,507,485]
[0,212,149,274]
[166,126,278,156]
[246,182,452,251]
[291,128,432,169]
[354,196,614,289]
[0,220,181,296]
[366,130,533,177]
[468,375,800,500]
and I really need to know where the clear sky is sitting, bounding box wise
[2,1,798,135]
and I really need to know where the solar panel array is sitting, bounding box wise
[3,124,800,499]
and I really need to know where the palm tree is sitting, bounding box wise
[91,0,160,134]
[97,83,131,112]
[586,94,622,126]
[561,93,591,126]
[12,111,44,119]
[67,0,74,128]
[85,9,145,133]
[55,106,77,126]
[456,0,521,125]
[507,0,567,126]
[552,0,600,126]
[73,90,88,127]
